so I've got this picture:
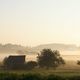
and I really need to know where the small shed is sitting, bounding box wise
[4,55,26,69]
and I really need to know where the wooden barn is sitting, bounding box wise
[4,55,26,69]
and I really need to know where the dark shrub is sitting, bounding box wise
[26,61,38,70]
[77,60,80,65]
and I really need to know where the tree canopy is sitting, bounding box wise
[37,49,65,69]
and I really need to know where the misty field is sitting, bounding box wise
[0,60,80,80]
[0,51,80,80]
[0,61,80,80]
[0,69,80,80]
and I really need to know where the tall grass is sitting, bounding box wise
[0,72,80,80]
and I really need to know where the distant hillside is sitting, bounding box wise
[32,43,80,52]
[0,43,26,53]
[0,43,80,54]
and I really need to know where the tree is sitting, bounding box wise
[58,57,65,64]
[77,60,80,65]
[26,61,38,70]
[37,49,65,69]
[3,57,11,69]
[3,57,8,66]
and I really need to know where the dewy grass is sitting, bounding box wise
[0,72,79,80]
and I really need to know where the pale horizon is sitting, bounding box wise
[0,0,80,46]
[0,42,79,47]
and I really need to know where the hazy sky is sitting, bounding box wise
[0,0,80,46]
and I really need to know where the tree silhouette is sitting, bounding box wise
[37,49,65,69]
[77,60,80,65]
[26,61,38,70]
[3,57,8,66]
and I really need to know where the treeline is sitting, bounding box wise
[0,73,80,80]
[0,43,26,53]
[3,49,65,70]
[0,43,80,53]
[3,48,80,70]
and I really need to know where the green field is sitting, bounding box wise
[1,58,80,80]
[0,68,80,80]
[0,61,80,80]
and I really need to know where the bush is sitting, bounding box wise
[26,61,38,70]
[77,60,80,65]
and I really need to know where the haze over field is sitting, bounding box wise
[0,43,80,53]
[1,1,80,79]
[0,0,80,62]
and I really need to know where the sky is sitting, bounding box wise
[0,0,80,46]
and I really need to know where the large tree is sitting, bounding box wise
[37,49,65,69]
